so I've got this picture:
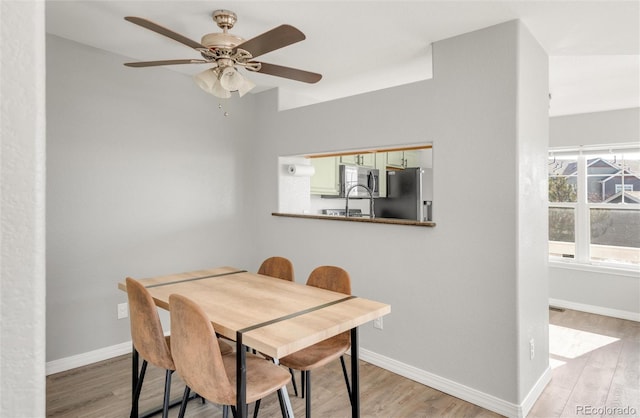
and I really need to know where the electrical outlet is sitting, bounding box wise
[117,303,129,320]
[373,317,383,330]
[529,338,535,360]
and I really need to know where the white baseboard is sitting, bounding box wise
[549,298,640,322]
[359,348,550,418]
[520,365,552,417]
[46,341,132,376]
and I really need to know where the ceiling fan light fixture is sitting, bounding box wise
[237,76,256,98]
[219,66,243,91]
[194,68,218,91]
[194,68,231,98]
[211,77,232,99]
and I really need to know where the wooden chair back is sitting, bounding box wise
[307,266,352,343]
[258,256,295,281]
[169,294,236,405]
[125,277,174,371]
[306,265,351,295]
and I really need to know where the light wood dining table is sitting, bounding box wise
[118,266,391,418]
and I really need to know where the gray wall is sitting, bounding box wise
[514,21,551,402]
[550,108,640,148]
[46,34,254,360]
[45,20,549,412]
[249,20,549,405]
[549,108,640,317]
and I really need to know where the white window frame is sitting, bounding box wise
[549,144,640,273]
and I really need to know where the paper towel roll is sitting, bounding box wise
[287,164,315,177]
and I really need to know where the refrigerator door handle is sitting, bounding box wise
[369,171,377,195]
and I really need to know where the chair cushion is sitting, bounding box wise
[222,353,291,404]
[278,335,350,371]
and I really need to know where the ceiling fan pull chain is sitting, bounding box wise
[218,103,229,117]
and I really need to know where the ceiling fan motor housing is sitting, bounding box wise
[201,32,245,50]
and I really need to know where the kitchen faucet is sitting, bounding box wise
[345,184,375,219]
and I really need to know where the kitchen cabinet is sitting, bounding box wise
[386,151,404,168]
[310,156,339,195]
[386,150,420,168]
[404,150,420,168]
[340,153,375,167]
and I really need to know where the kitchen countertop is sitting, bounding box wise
[272,212,436,227]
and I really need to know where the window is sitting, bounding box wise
[615,184,634,193]
[548,145,640,268]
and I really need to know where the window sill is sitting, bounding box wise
[549,259,640,278]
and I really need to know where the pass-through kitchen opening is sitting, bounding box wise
[278,144,433,223]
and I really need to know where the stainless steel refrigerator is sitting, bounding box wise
[374,167,425,221]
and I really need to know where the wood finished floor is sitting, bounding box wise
[528,309,639,418]
[47,309,639,417]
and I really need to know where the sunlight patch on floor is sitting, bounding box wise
[549,357,567,369]
[549,324,620,359]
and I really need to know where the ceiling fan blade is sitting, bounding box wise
[255,62,322,84]
[125,16,206,50]
[235,25,305,59]
[124,59,209,67]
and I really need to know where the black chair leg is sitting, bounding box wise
[276,389,288,418]
[289,368,298,397]
[253,399,261,418]
[339,355,353,406]
[301,370,305,399]
[178,386,190,418]
[130,360,148,418]
[304,370,311,418]
[222,405,229,418]
[162,370,173,418]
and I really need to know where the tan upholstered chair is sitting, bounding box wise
[126,277,231,418]
[257,256,295,282]
[257,256,302,394]
[126,277,176,418]
[169,294,291,418]
[278,266,353,418]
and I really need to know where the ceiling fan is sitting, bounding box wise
[124,9,322,98]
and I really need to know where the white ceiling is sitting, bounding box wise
[46,1,639,115]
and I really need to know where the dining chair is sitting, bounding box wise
[169,293,291,418]
[126,277,177,418]
[278,266,353,418]
[257,256,302,396]
[257,256,295,282]
[125,277,232,418]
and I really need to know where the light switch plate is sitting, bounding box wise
[117,303,129,319]
[374,317,383,330]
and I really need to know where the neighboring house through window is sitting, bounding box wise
[548,145,640,268]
